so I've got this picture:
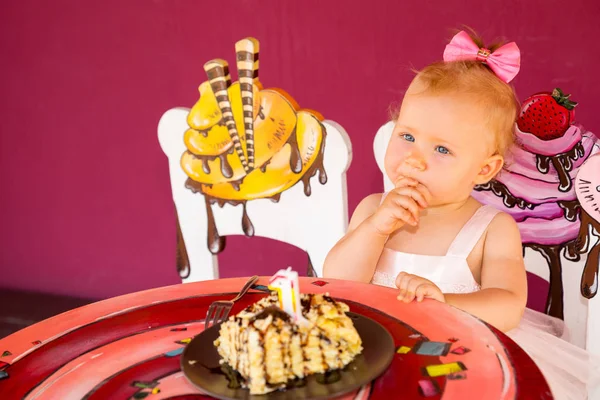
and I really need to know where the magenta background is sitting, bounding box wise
[1,0,598,302]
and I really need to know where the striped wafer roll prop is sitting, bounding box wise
[204,59,250,172]
[235,38,259,170]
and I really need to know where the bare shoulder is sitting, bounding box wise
[348,193,383,231]
[485,210,523,251]
[488,210,520,235]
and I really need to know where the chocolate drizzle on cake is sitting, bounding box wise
[213,293,362,394]
[250,306,291,323]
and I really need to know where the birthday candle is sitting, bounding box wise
[268,267,310,326]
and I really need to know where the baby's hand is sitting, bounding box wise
[367,177,431,236]
[395,272,445,303]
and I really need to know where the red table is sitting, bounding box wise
[0,277,552,399]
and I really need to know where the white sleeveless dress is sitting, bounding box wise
[371,204,600,400]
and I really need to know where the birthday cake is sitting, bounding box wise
[213,271,362,395]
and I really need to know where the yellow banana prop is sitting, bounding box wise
[200,111,325,200]
[176,37,329,262]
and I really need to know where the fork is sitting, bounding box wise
[204,275,259,331]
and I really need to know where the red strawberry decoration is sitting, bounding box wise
[517,88,578,140]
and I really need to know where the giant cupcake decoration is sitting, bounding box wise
[473,88,600,319]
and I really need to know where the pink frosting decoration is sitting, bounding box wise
[518,216,581,245]
[473,122,600,243]
[494,172,578,204]
[505,131,598,183]
[515,124,582,156]
[471,191,564,222]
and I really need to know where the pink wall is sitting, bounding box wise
[1,0,599,300]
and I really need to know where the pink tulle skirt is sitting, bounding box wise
[506,308,600,399]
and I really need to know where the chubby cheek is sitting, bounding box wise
[426,158,475,201]
[383,139,410,182]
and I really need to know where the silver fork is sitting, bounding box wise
[204,275,259,331]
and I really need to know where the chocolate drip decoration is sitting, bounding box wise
[201,158,210,174]
[524,208,600,318]
[578,210,600,299]
[535,142,585,192]
[536,155,550,174]
[230,176,245,191]
[552,158,572,192]
[581,243,600,299]
[241,202,255,237]
[286,129,302,174]
[188,148,235,179]
[175,208,191,279]
[475,180,535,210]
[299,123,328,197]
[260,159,272,173]
[219,152,233,178]
[557,200,581,222]
[268,192,281,203]
[524,243,564,319]
[205,195,226,254]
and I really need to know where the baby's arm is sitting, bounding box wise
[322,194,388,283]
[445,212,527,332]
[324,181,429,283]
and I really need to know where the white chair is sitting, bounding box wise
[158,108,352,283]
[374,120,600,357]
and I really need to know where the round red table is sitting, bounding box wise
[0,277,552,399]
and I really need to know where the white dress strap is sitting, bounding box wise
[445,205,501,258]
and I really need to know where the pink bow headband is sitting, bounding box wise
[443,31,521,83]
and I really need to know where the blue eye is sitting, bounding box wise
[436,146,450,155]
[402,133,415,142]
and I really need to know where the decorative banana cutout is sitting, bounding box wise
[177,37,328,272]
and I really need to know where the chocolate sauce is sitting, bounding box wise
[201,158,211,174]
[241,202,255,237]
[219,152,234,179]
[474,180,535,210]
[205,195,226,254]
[524,208,600,318]
[250,306,291,323]
[229,176,245,191]
[268,192,281,203]
[524,243,564,319]
[557,200,581,222]
[287,129,303,174]
[189,148,235,179]
[260,159,272,173]
[578,210,600,299]
[300,123,328,196]
[535,142,585,192]
[175,208,191,279]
